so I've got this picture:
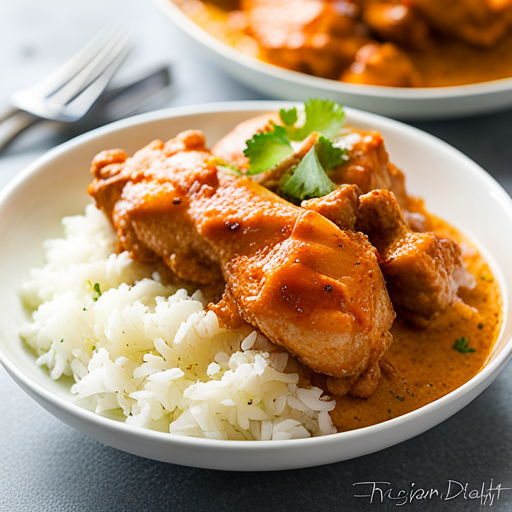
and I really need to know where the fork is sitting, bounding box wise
[0,64,173,152]
[0,26,133,136]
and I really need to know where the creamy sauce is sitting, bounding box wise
[330,217,502,431]
[176,0,512,87]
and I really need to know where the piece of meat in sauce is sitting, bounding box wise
[88,130,396,398]
[409,0,512,48]
[356,188,476,325]
[360,1,432,50]
[302,184,360,231]
[340,42,422,87]
[241,0,370,78]
[213,113,476,324]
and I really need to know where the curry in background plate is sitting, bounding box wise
[174,0,512,87]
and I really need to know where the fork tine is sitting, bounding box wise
[57,38,134,122]
[46,32,133,114]
[12,25,118,102]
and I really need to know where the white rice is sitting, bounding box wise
[20,204,337,440]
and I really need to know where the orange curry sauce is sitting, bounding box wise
[175,0,512,87]
[330,215,502,431]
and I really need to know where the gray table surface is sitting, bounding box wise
[2,1,512,511]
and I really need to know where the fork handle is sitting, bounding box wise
[0,105,19,124]
[0,111,41,152]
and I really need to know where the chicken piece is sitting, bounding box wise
[89,130,396,397]
[241,0,370,78]
[340,42,422,87]
[330,127,410,208]
[356,189,475,324]
[301,184,361,230]
[410,0,512,48]
[361,2,431,49]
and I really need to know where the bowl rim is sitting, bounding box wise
[1,100,512,458]
[154,0,512,100]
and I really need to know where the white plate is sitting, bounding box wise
[153,0,512,120]
[1,102,512,471]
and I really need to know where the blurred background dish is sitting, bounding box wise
[154,0,512,119]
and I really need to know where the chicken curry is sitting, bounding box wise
[88,100,502,432]
[174,0,512,87]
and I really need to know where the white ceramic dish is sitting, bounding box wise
[1,101,512,471]
[153,0,512,120]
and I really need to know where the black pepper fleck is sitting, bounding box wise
[324,285,333,292]
[172,197,181,205]
[478,323,484,329]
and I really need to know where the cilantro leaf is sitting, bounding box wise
[244,125,294,175]
[286,99,346,141]
[281,145,336,202]
[315,135,345,171]
[279,107,298,126]
[217,163,242,176]
[453,336,476,354]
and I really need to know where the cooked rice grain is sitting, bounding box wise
[20,204,336,440]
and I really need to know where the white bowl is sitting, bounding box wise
[1,102,512,471]
[153,0,512,120]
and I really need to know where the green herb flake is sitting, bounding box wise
[315,135,345,171]
[244,125,294,175]
[453,336,476,354]
[285,98,346,141]
[281,145,336,202]
[88,281,102,302]
[214,157,243,176]
[279,106,298,126]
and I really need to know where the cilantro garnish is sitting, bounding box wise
[243,99,347,202]
[315,135,344,171]
[279,106,298,127]
[245,99,346,176]
[281,145,336,202]
[244,125,294,176]
[283,98,346,141]
[453,336,476,354]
